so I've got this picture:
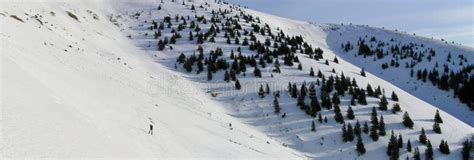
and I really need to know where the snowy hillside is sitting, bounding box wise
[1,0,473,159]
[0,0,303,159]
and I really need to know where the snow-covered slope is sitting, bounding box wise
[0,1,303,159]
[1,0,473,159]
[324,24,474,126]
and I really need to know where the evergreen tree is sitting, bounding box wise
[347,106,355,120]
[298,63,302,70]
[258,85,265,98]
[235,79,241,90]
[370,107,379,126]
[379,95,388,111]
[309,67,315,77]
[254,67,262,78]
[432,122,441,134]
[342,123,348,142]
[379,115,386,136]
[354,120,361,136]
[391,91,399,101]
[347,123,354,141]
[363,121,369,134]
[360,68,366,77]
[266,83,271,94]
[207,70,213,81]
[425,140,433,160]
[358,89,368,105]
[321,90,332,109]
[224,70,230,82]
[413,147,420,160]
[356,135,366,155]
[419,128,427,144]
[332,93,340,105]
[398,134,403,148]
[439,139,450,154]
[462,139,471,160]
[334,105,344,123]
[274,97,280,113]
[392,103,401,114]
[334,56,339,64]
[318,113,323,123]
[387,132,399,160]
[434,109,443,123]
[403,111,414,129]
[370,123,379,141]
[189,31,193,41]
[310,97,321,116]
[311,120,316,132]
[407,139,412,152]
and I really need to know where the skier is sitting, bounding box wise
[148,124,153,135]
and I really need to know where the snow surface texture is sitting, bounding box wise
[1,0,473,159]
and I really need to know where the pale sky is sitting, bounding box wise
[227,0,474,48]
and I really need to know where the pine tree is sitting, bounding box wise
[358,89,368,105]
[321,90,332,109]
[370,123,379,141]
[207,70,213,81]
[462,139,471,160]
[254,67,261,78]
[265,83,271,94]
[379,95,388,111]
[379,115,386,136]
[342,123,348,142]
[413,147,420,160]
[356,135,366,155]
[332,93,340,105]
[406,139,412,152]
[354,120,361,136]
[432,121,441,134]
[224,70,230,82]
[425,140,433,160]
[189,31,193,41]
[439,139,450,154]
[258,85,265,98]
[235,79,241,90]
[403,112,414,129]
[334,56,339,64]
[334,105,344,123]
[387,131,399,160]
[311,120,316,132]
[360,68,366,77]
[298,63,302,70]
[274,97,280,113]
[398,134,403,148]
[347,123,354,141]
[419,128,427,144]
[392,103,401,114]
[347,106,355,120]
[391,91,399,101]
[370,107,379,126]
[310,97,321,116]
[309,67,315,77]
[434,109,443,123]
[363,121,369,134]
[318,113,323,123]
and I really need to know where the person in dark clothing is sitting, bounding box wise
[148,124,153,135]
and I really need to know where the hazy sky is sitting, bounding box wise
[226,0,474,48]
